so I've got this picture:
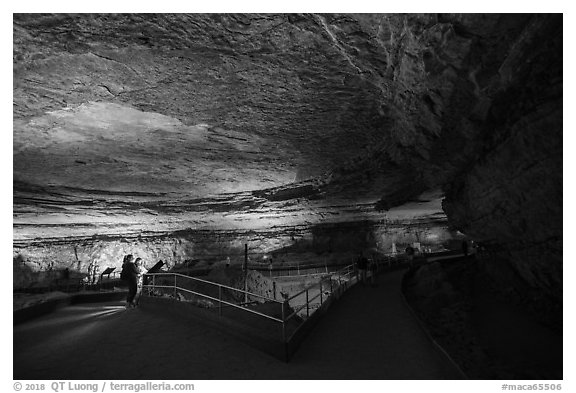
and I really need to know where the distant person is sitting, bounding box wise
[475,242,485,255]
[120,254,130,281]
[121,254,138,309]
[470,241,477,255]
[405,246,415,267]
[61,267,70,285]
[62,268,70,291]
[92,262,100,284]
[87,261,95,285]
[462,240,469,256]
[133,258,147,307]
[369,257,377,287]
[119,255,127,281]
[356,252,369,286]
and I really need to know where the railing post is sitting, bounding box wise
[319,280,323,305]
[219,285,222,316]
[329,275,333,294]
[244,244,248,304]
[306,289,309,318]
[174,275,177,300]
[281,301,287,343]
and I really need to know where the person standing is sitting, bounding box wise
[87,261,95,286]
[369,256,377,287]
[462,240,469,256]
[62,268,70,291]
[356,252,368,286]
[92,262,100,285]
[121,254,138,309]
[405,246,415,268]
[120,254,129,281]
[133,258,148,307]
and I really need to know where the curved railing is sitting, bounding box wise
[140,249,448,360]
[142,262,362,360]
[143,272,284,323]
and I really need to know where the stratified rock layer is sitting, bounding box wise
[14,215,454,288]
[13,13,562,323]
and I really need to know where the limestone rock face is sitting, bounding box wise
[13,13,562,315]
[14,215,454,288]
[442,15,563,308]
[15,14,558,197]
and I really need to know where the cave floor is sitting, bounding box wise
[13,270,462,380]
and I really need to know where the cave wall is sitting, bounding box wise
[442,15,562,310]
[13,218,454,288]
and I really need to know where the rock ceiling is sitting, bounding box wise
[13,14,562,246]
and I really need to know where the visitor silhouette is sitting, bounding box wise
[121,254,138,309]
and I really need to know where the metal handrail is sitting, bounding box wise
[285,290,326,321]
[286,264,353,302]
[287,277,325,302]
[147,283,284,323]
[147,271,283,304]
[141,257,400,360]
[260,255,400,278]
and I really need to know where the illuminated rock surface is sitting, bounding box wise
[13,14,562,326]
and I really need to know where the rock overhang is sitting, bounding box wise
[13,13,562,249]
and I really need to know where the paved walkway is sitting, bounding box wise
[14,270,462,380]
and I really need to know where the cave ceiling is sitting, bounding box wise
[12,13,562,241]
